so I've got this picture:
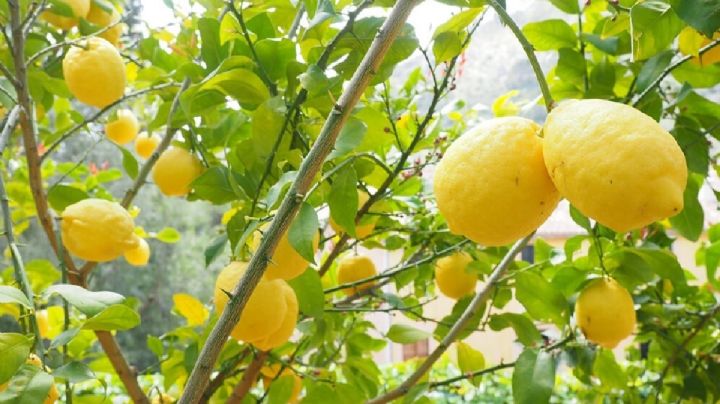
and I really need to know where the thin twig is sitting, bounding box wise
[227,351,268,404]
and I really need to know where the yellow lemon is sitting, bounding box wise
[105,109,139,145]
[135,133,160,159]
[62,37,125,108]
[575,278,636,348]
[41,0,90,30]
[434,252,477,300]
[337,255,377,296]
[329,190,377,239]
[543,99,687,232]
[253,227,319,281]
[679,28,720,66]
[151,394,175,404]
[434,117,560,246]
[36,310,49,338]
[61,198,138,262]
[152,147,204,196]
[86,2,123,46]
[214,262,295,347]
[252,283,298,351]
[124,236,150,266]
[21,355,60,404]
[260,365,303,403]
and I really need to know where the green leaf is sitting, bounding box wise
[267,374,295,404]
[147,335,163,358]
[46,284,124,316]
[191,166,241,204]
[329,118,368,158]
[0,365,53,404]
[568,204,591,230]
[488,313,543,346]
[618,248,687,289]
[119,146,139,179]
[548,0,579,13]
[672,61,720,88]
[0,333,32,384]
[630,1,684,60]
[155,227,181,243]
[199,18,227,71]
[433,7,483,38]
[205,234,228,267]
[673,120,709,175]
[522,20,577,51]
[635,50,674,93]
[515,272,568,327]
[556,48,586,86]
[264,171,298,210]
[288,268,324,318]
[82,304,141,331]
[299,65,331,98]
[255,39,296,81]
[49,328,80,350]
[512,349,556,404]
[667,0,720,37]
[198,69,270,110]
[328,166,358,237]
[456,341,485,386]
[669,173,703,241]
[47,184,88,212]
[288,203,319,264]
[386,324,430,344]
[592,349,627,389]
[0,286,32,308]
[53,361,95,383]
[433,32,463,64]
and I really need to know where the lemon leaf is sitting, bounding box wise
[0,286,32,308]
[386,324,429,344]
[0,333,32,384]
[288,202,319,264]
[172,293,209,326]
[456,341,485,386]
[512,348,556,404]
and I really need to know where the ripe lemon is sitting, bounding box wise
[124,236,150,266]
[61,198,138,262]
[575,278,636,348]
[434,252,477,300]
[105,109,139,145]
[679,28,720,66]
[253,227,319,281]
[543,99,687,232]
[261,365,302,403]
[42,0,90,30]
[329,190,377,239]
[152,147,203,196]
[151,394,174,404]
[214,262,295,347]
[337,255,377,296]
[36,310,49,338]
[252,283,298,351]
[433,117,560,246]
[62,37,125,108]
[86,2,123,46]
[135,133,160,159]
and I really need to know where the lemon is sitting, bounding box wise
[41,0,90,30]
[152,147,204,196]
[434,252,477,300]
[261,365,302,403]
[61,198,138,262]
[337,255,377,296]
[36,310,49,338]
[575,278,636,348]
[252,283,298,351]
[105,109,139,145]
[86,2,123,46]
[543,99,687,232]
[254,227,319,281]
[329,190,377,239]
[151,394,175,404]
[135,133,160,159]
[15,355,60,404]
[214,262,296,347]
[433,117,560,246]
[124,236,150,266]
[679,28,720,66]
[62,37,125,108]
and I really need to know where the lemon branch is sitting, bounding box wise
[179,1,420,400]
[226,350,269,404]
[368,233,533,404]
[487,0,554,112]
[632,38,720,107]
[200,347,251,404]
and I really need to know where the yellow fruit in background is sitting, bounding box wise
[21,355,60,404]
[433,117,560,246]
[679,28,720,66]
[575,278,636,348]
[36,310,49,338]
[337,255,377,296]
[252,282,298,351]
[434,252,477,300]
[152,147,203,196]
[543,99,687,232]
[105,109,139,145]
[261,365,302,403]
[86,2,123,46]
[151,394,175,404]
[41,0,90,30]
[254,227,318,281]
[61,198,138,262]
[124,236,150,266]
[329,190,377,239]
[135,133,161,159]
[63,37,125,108]
[214,262,297,348]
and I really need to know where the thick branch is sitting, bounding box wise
[95,331,148,403]
[368,233,533,404]
[178,1,420,401]
[226,351,268,404]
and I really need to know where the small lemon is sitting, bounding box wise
[19,355,60,404]
[152,147,203,196]
[36,310,49,338]
[151,394,175,404]
[575,278,636,348]
[434,117,560,246]
[252,283,298,351]
[124,236,150,266]
[61,198,138,262]
[543,99,687,232]
[42,0,90,30]
[62,37,125,108]
[329,190,377,239]
[260,365,302,403]
[105,109,139,145]
[254,227,319,281]
[434,252,477,300]
[135,133,161,159]
[337,255,377,296]
[86,2,123,46]
[214,262,296,348]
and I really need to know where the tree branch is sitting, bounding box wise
[226,351,268,404]
[200,348,251,403]
[368,233,533,403]
[178,1,420,401]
